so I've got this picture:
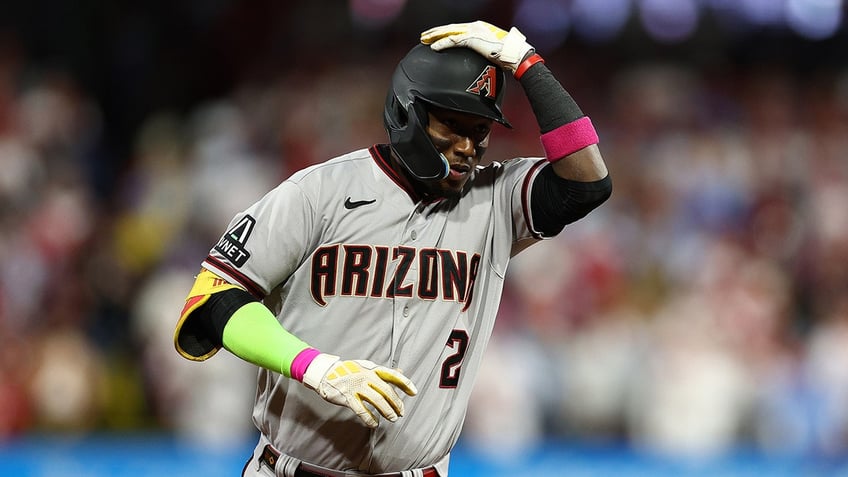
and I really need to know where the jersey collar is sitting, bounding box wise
[370,144,444,205]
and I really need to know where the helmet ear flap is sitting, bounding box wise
[393,96,409,127]
[387,100,449,181]
[384,91,408,129]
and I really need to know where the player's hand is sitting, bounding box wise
[302,353,418,428]
[420,20,534,74]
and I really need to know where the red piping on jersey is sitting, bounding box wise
[203,255,266,299]
[370,144,423,203]
[521,160,550,240]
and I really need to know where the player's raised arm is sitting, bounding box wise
[422,21,612,236]
[173,268,417,428]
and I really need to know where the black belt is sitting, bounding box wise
[259,444,437,477]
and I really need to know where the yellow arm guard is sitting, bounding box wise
[174,268,241,361]
[174,268,313,377]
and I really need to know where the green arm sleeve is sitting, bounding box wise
[222,301,312,378]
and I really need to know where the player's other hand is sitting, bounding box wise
[302,353,418,428]
[420,20,534,74]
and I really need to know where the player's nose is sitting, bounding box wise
[452,136,475,159]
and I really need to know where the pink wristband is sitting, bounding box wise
[290,347,321,381]
[540,116,599,162]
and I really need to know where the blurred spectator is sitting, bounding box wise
[29,327,105,431]
[132,267,256,448]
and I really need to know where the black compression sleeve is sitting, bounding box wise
[191,288,257,347]
[531,164,612,237]
[519,62,584,133]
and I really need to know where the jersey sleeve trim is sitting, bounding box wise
[520,160,551,240]
[202,255,267,299]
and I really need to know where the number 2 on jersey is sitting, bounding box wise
[439,329,469,388]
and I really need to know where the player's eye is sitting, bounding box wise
[477,132,491,148]
[442,119,459,130]
[474,125,490,138]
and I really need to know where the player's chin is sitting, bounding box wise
[432,175,471,200]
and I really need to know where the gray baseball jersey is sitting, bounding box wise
[202,144,551,473]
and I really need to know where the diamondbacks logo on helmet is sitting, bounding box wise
[466,66,498,99]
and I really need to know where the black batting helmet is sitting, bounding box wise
[384,43,512,181]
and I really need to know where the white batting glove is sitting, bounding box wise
[302,353,418,428]
[420,20,534,74]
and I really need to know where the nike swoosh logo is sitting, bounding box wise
[344,197,377,209]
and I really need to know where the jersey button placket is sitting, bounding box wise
[408,202,425,243]
[399,205,422,323]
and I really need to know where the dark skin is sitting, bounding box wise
[391,106,608,200]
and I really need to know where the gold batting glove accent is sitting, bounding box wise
[302,354,418,428]
[421,20,534,73]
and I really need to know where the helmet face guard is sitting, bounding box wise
[387,99,449,181]
[384,44,511,181]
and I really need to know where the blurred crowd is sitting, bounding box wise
[0,22,847,463]
[469,60,848,461]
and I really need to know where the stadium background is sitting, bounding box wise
[1,0,847,475]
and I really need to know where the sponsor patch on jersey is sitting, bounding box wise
[466,65,498,99]
[213,215,255,267]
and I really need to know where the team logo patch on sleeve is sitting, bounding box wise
[213,215,255,267]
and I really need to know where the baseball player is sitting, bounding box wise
[174,21,611,477]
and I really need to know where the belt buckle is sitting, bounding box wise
[259,444,279,471]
